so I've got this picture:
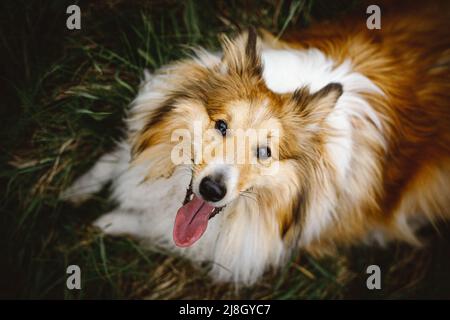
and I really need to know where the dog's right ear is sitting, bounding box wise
[220,27,263,79]
[290,83,344,125]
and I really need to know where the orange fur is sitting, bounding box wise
[279,0,450,251]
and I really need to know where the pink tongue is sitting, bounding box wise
[173,195,215,247]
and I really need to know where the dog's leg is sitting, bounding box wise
[61,146,126,204]
[93,210,142,236]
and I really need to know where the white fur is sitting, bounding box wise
[64,45,385,284]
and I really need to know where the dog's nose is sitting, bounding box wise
[199,176,226,202]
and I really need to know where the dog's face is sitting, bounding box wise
[189,78,283,210]
[132,29,343,247]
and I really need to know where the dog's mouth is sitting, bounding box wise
[173,181,225,247]
[182,184,225,218]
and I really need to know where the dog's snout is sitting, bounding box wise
[199,176,226,202]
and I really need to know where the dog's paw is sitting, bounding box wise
[59,187,91,206]
[60,174,102,205]
[93,211,141,236]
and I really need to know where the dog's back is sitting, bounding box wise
[278,0,450,251]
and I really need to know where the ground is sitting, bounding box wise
[1,0,449,299]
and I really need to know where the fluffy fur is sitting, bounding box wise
[63,1,450,285]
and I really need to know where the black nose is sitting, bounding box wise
[199,176,226,202]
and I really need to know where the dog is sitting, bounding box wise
[63,1,450,285]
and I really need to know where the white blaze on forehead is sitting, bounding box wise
[226,99,274,127]
[223,99,282,140]
[249,98,271,125]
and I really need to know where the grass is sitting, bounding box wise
[1,0,449,299]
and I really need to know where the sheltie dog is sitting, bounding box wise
[63,1,450,285]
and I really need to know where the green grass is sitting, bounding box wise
[1,0,449,299]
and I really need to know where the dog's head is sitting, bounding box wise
[131,29,343,247]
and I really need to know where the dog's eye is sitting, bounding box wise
[256,146,271,159]
[215,120,228,136]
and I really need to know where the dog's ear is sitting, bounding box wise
[291,83,343,124]
[220,27,263,79]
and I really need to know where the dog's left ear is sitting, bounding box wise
[220,27,263,79]
[291,83,343,124]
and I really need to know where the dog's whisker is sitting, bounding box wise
[242,194,257,201]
